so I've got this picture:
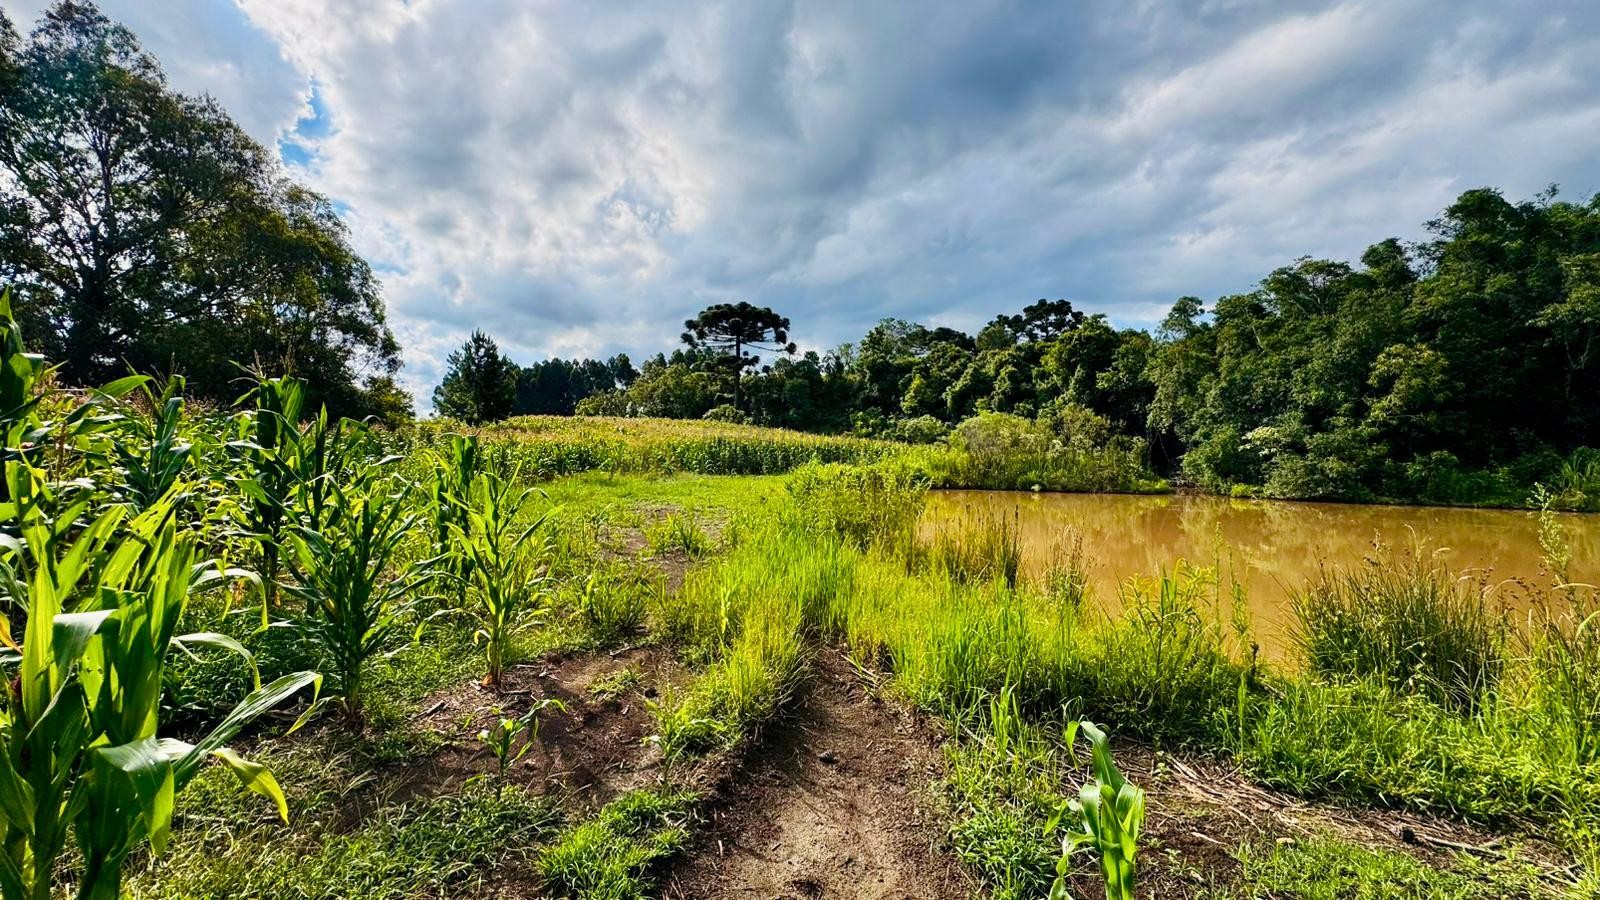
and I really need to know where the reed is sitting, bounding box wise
[1290,546,1505,710]
[924,512,1022,589]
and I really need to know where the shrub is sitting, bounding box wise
[943,412,1159,493]
[888,414,950,445]
[701,403,749,424]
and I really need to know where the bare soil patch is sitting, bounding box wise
[663,651,973,900]
[394,645,681,809]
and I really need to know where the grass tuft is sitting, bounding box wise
[1291,546,1505,710]
[536,787,698,899]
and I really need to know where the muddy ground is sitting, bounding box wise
[663,651,973,900]
[399,645,680,809]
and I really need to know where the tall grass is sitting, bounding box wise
[572,564,652,646]
[922,512,1022,589]
[750,462,1600,861]
[1290,546,1505,710]
[1525,495,1600,766]
[416,415,900,479]
[783,459,927,550]
[1041,527,1090,610]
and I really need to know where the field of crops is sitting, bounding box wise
[0,290,1594,899]
[429,414,902,477]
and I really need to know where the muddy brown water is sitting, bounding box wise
[924,490,1600,660]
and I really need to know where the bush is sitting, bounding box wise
[888,414,949,445]
[949,413,1048,487]
[701,403,748,425]
[574,390,630,416]
[941,412,1160,493]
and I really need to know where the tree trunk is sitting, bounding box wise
[61,283,113,385]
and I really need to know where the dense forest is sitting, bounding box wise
[445,188,1600,505]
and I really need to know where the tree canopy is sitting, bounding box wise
[433,331,517,425]
[0,1,403,419]
[681,301,796,410]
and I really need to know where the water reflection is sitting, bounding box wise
[923,490,1600,658]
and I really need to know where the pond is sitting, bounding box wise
[923,490,1600,660]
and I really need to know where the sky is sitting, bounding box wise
[6,0,1600,410]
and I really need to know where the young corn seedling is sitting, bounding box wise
[1049,721,1145,900]
[477,698,565,796]
[450,468,555,688]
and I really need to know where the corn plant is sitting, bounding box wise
[229,374,305,607]
[0,463,318,900]
[425,433,481,586]
[477,698,564,796]
[105,374,193,512]
[0,290,145,495]
[450,469,554,688]
[1052,721,1144,900]
[282,471,430,718]
[288,407,382,533]
[0,291,45,481]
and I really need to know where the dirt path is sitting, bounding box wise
[663,652,972,900]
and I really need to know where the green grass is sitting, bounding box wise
[587,665,645,700]
[536,787,698,899]
[939,698,1073,899]
[1230,836,1548,899]
[639,468,1600,883]
[42,387,1596,898]
[131,782,563,899]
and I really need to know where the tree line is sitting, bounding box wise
[442,187,1600,504]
